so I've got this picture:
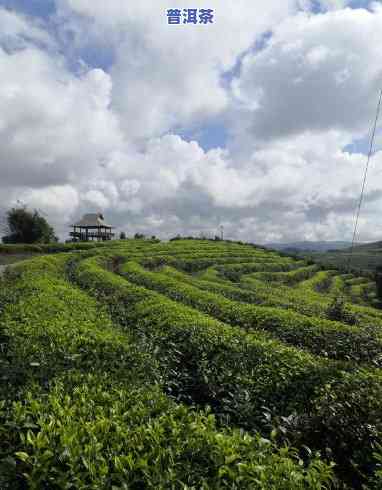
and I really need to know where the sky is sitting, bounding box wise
[1,0,382,243]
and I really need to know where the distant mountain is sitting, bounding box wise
[351,241,382,251]
[265,241,353,253]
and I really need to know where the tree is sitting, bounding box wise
[134,233,145,239]
[2,206,57,244]
[119,231,127,240]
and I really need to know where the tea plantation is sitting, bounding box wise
[1,238,382,489]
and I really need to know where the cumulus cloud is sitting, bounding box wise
[1,2,382,243]
[0,31,125,189]
[0,7,53,51]
[231,6,382,144]
[55,0,302,139]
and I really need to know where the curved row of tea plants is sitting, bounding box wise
[119,260,382,365]
[70,253,382,488]
[159,264,382,331]
[241,272,382,329]
[0,254,337,489]
[297,270,337,294]
[3,238,382,488]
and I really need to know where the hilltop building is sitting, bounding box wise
[70,213,115,242]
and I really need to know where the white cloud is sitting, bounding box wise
[55,0,302,139]
[83,190,110,209]
[2,3,382,244]
[8,185,80,234]
[0,44,124,189]
[0,7,53,50]
[231,7,382,144]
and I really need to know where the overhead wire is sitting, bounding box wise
[347,88,382,272]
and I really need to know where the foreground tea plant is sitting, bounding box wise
[2,238,382,488]
[0,251,335,489]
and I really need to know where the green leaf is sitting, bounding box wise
[15,452,30,463]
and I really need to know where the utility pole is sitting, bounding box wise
[220,225,224,241]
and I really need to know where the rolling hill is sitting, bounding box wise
[265,240,352,252]
[1,238,382,489]
[297,240,382,275]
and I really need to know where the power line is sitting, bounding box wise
[347,88,382,272]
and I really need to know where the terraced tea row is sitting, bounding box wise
[2,238,382,489]
[119,260,382,365]
[1,254,336,489]
[71,252,382,487]
[241,272,382,329]
[159,265,382,332]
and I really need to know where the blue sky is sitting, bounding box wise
[0,0,56,18]
[0,0,377,154]
[2,0,375,155]
[1,0,382,242]
[314,0,372,12]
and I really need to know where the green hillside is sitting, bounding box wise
[298,241,382,277]
[1,239,382,489]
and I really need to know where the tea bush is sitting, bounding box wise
[3,238,382,488]
[73,255,382,486]
[1,372,335,490]
[120,261,382,365]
